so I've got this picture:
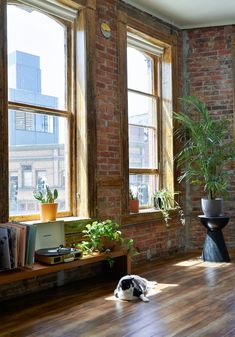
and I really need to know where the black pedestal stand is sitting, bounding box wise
[198,215,230,262]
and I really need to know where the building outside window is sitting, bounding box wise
[7,1,74,217]
[127,32,165,208]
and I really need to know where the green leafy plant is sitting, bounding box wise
[82,219,123,251]
[174,96,235,199]
[81,219,138,266]
[154,189,184,226]
[33,185,58,203]
[72,241,93,255]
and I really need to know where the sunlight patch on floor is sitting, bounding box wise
[173,258,202,267]
[147,282,178,297]
[174,258,231,268]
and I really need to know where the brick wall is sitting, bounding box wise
[0,0,185,300]
[96,0,122,222]
[122,215,185,262]
[2,2,235,302]
[95,0,185,259]
[183,26,235,248]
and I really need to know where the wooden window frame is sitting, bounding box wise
[0,0,97,223]
[127,48,161,209]
[117,13,178,220]
[7,1,74,220]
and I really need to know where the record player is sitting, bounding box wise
[34,221,82,265]
[35,245,82,265]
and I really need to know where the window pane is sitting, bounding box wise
[36,115,54,133]
[36,170,47,190]
[9,110,70,215]
[23,170,32,188]
[7,5,66,110]
[129,125,156,169]
[130,174,158,207]
[128,91,157,127]
[127,47,154,94]
[9,172,19,212]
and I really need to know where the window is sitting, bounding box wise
[15,111,34,131]
[9,172,18,212]
[36,115,54,133]
[15,112,54,133]
[0,0,95,222]
[127,33,164,209]
[22,164,32,188]
[7,0,76,217]
[36,170,47,190]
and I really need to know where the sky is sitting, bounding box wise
[7,4,66,110]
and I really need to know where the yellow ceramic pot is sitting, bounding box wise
[40,203,58,222]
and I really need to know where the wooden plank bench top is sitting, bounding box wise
[0,249,131,286]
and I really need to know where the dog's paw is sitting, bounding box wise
[140,294,149,302]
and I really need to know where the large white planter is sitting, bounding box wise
[201,198,224,217]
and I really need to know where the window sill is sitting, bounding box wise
[121,208,178,225]
[18,216,92,225]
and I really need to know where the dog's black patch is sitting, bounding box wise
[120,278,134,290]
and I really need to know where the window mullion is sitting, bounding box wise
[8,101,71,117]
[129,168,159,174]
[128,88,157,99]
[129,122,156,130]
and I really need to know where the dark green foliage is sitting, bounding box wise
[174,96,235,199]
[80,219,137,258]
[33,185,58,203]
[154,189,184,226]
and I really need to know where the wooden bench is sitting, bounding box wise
[0,249,131,286]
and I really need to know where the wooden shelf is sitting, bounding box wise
[0,250,131,286]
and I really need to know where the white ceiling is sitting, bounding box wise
[123,0,235,29]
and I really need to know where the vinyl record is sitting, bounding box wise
[36,246,72,257]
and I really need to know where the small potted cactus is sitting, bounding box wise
[33,185,58,222]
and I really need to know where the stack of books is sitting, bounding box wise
[0,223,37,271]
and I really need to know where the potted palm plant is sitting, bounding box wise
[33,185,58,221]
[174,96,235,216]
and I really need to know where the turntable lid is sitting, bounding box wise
[35,221,65,250]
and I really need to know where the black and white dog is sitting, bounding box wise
[114,275,157,302]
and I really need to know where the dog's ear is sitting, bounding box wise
[121,278,133,290]
[130,278,135,286]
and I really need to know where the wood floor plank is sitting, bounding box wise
[1,252,235,337]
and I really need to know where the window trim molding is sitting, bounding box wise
[117,10,129,216]
[75,1,97,219]
[0,0,8,222]
[16,0,79,21]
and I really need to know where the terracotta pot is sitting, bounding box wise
[40,203,58,222]
[129,199,139,213]
[99,237,119,251]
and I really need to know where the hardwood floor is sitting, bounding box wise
[1,252,235,337]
